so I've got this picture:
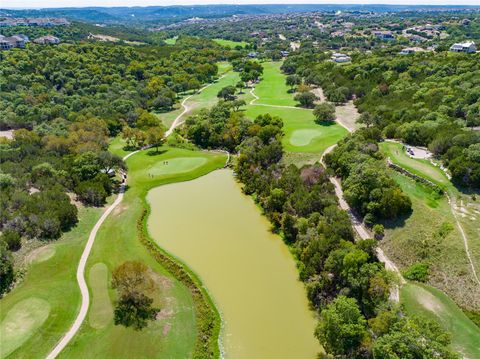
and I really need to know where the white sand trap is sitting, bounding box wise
[289,129,323,147]
[415,286,444,315]
[148,157,207,176]
[26,246,55,265]
[0,298,50,358]
[88,263,113,329]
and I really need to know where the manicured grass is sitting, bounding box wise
[245,105,347,154]
[212,38,247,48]
[147,157,207,175]
[253,62,297,107]
[0,298,51,358]
[108,136,133,158]
[401,282,480,358]
[380,172,480,311]
[0,205,106,359]
[164,36,178,45]
[88,263,113,330]
[61,147,227,359]
[379,141,450,188]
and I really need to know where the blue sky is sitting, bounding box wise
[5,1,480,9]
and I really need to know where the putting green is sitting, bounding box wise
[148,157,207,176]
[88,263,113,330]
[0,298,50,358]
[289,129,324,147]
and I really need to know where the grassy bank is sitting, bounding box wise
[401,282,480,358]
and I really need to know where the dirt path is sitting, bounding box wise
[250,81,405,301]
[320,145,405,302]
[447,194,480,286]
[166,73,229,136]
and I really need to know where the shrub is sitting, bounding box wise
[402,263,429,282]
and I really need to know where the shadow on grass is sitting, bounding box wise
[380,209,413,230]
[147,149,168,156]
[317,120,336,127]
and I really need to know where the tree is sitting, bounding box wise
[313,103,336,124]
[0,229,21,251]
[112,261,159,330]
[114,292,159,330]
[373,316,458,359]
[146,126,166,153]
[152,95,173,112]
[236,81,246,93]
[295,92,316,108]
[286,74,301,92]
[231,99,246,112]
[217,86,236,101]
[315,296,369,357]
[0,241,14,295]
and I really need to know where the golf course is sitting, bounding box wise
[2,57,478,359]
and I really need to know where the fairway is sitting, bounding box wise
[156,67,239,128]
[253,62,297,106]
[380,141,450,187]
[147,157,207,176]
[26,246,56,265]
[245,105,347,153]
[164,36,178,45]
[88,263,113,330]
[213,38,247,48]
[289,128,326,147]
[0,298,50,358]
[401,283,480,358]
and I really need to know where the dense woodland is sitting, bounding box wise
[181,101,457,358]
[283,48,480,189]
[0,38,224,295]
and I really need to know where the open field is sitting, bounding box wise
[380,171,480,310]
[59,146,227,358]
[0,205,106,359]
[401,282,480,358]
[213,38,248,48]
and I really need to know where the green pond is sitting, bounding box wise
[147,169,320,359]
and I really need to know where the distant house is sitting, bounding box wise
[399,47,424,55]
[373,31,395,41]
[0,34,28,50]
[331,52,351,63]
[280,50,289,57]
[449,41,476,53]
[33,35,60,45]
[247,52,258,58]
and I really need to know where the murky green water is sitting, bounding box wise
[147,169,320,359]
